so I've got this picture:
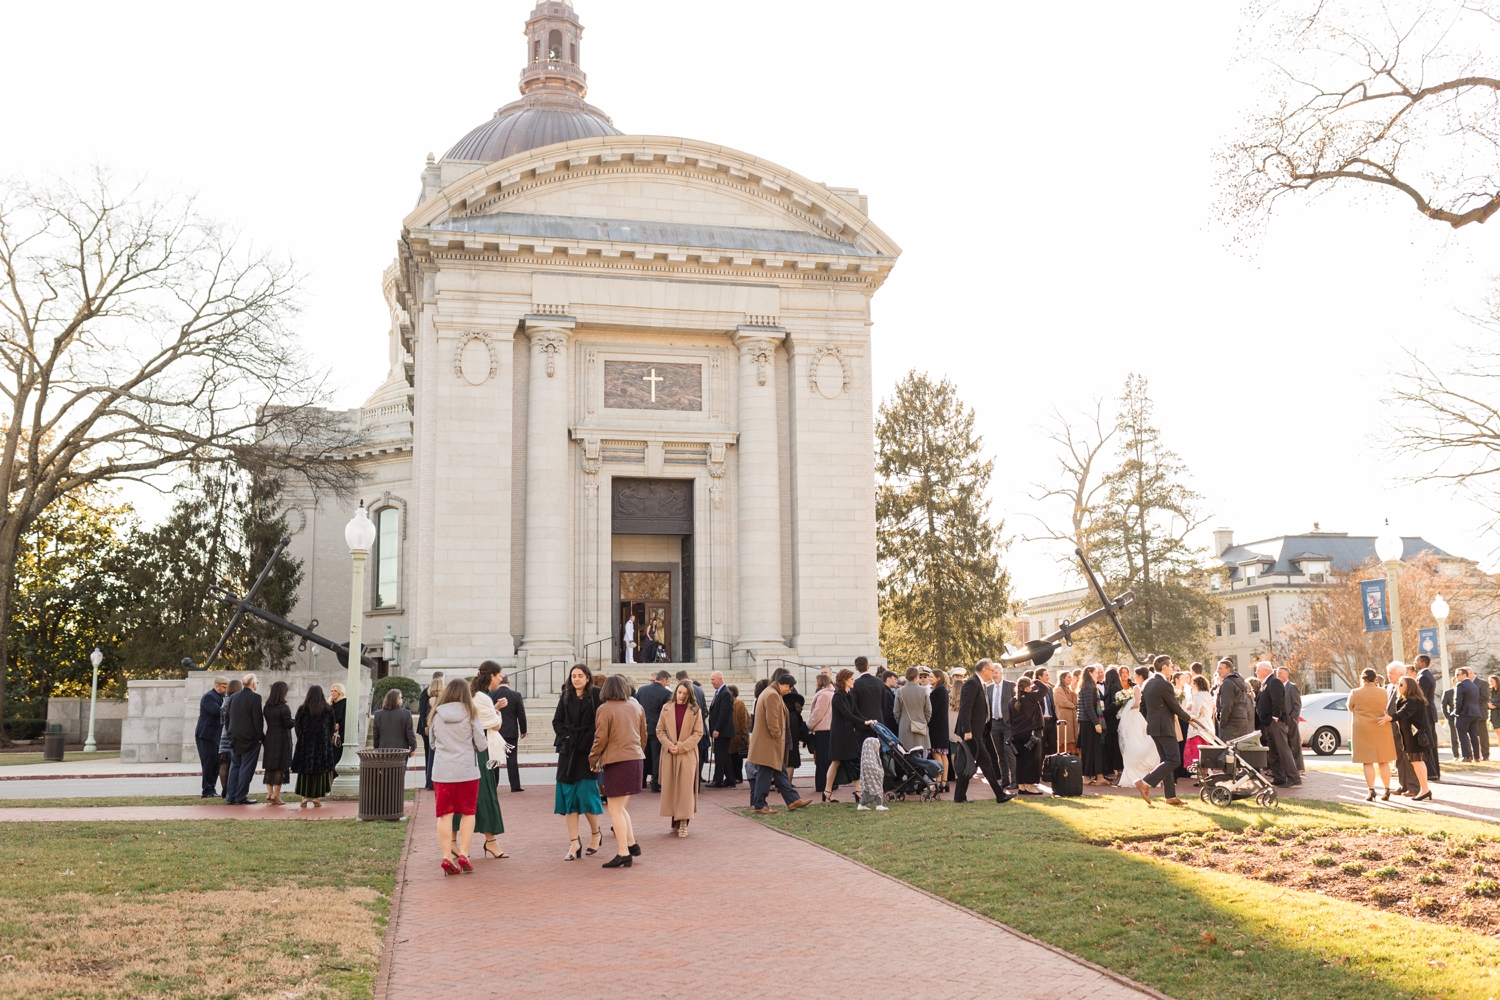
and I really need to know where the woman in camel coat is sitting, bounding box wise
[656,680,704,836]
[1348,667,1397,800]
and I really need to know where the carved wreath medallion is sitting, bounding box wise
[453,332,499,386]
[809,345,851,398]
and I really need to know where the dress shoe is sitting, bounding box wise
[788,799,811,810]
[601,853,632,869]
[1414,790,1433,801]
[996,791,1016,803]
[1134,780,1152,805]
[628,842,641,857]
[753,806,777,814]
[1164,798,1185,806]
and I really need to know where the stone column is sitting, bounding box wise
[733,328,787,661]
[520,318,575,661]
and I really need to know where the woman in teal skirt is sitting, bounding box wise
[462,663,508,858]
[553,664,604,858]
[291,685,338,807]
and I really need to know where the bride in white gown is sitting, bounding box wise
[1117,682,1161,787]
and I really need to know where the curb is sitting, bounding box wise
[375,785,420,1000]
[749,807,1176,1000]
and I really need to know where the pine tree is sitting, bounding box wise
[1089,375,1221,662]
[876,372,1011,670]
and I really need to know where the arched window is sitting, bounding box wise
[375,507,400,608]
[533,38,541,62]
[548,29,562,60]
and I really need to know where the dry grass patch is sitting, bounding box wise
[0,886,381,1000]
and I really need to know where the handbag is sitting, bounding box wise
[952,739,978,779]
[909,718,929,736]
[1415,725,1431,750]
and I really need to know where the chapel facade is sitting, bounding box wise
[283,0,899,681]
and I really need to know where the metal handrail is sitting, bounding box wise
[582,637,611,671]
[507,659,570,701]
[764,657,826,692]
[695,635,732,675]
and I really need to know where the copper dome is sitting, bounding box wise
[443,0,621,164]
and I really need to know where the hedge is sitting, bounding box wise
[2,719,47,740]
[371,675,421,710]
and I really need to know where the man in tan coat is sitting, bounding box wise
[749,676,811,815]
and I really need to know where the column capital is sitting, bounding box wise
[734,328,782,387]
[525,324,571,378]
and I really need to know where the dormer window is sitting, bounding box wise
[1245,573,1258,588]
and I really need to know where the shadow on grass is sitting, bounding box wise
[758,795,1499,1000]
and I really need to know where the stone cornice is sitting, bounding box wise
[569,426,738,446]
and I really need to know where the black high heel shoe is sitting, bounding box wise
[1366,789,1376,801]
[602,853,633,868]
[482,840,509,859]
[1414,790,1433,802]
[585,831,603,856]
[1381,788,1392,801]
[565,838,582,861]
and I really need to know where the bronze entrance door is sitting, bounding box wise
[619,571,671,663]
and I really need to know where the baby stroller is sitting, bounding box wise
[1196,731,1279,808]
[870,723,942,802]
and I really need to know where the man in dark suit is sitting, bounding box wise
[1276,667,1306,774]
[1036,667,1058,756]
[1135,655,1197,805]
[850,656,885,737]
[636,670,673,792]
[1442,684,1461,758]
[708,671,736,786]
[987,669,1017,791]
[1454,667,1487,761]
[195,677,228,798]
[495,672,527,792]
[1413,655,1443,779]
[881,671,899,731]
[224,673,265,804]
[954,659,1013,804]
[1254,662,1300,786]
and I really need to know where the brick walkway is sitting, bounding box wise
[378,786,1160,1000]
[0,801,412,822]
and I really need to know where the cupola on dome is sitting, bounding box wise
[443,0,621,163]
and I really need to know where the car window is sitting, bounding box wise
[1326,698,1347,712]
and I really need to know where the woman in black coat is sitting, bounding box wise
[928,670,952,793]
[291,685,339,808]
[1101,667,1124,781]
[1387,677,1433,801]
[1077,666,1105,783]
[261,681,295,807]
[783,684,807,771]
[1011,678,1047,794]
[552,664,604,859]
[828,668,864,799]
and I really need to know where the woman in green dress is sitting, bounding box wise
[462,661,508,857]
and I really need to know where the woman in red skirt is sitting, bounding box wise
[429,679,487,874]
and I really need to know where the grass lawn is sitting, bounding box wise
[0,819,407,999]
[0,751,121,766]
[0,790,418,809]
[757,795,1500,1000]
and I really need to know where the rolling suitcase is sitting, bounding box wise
[1045,752,1083,797]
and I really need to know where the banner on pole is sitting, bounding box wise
[1418,627,1439,660]
[1361,579,1390,632]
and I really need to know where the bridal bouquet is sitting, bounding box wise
[1113,689,1132,708]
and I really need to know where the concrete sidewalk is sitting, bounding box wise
[0,800,414,821]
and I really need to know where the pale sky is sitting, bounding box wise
[4,1,1494,599]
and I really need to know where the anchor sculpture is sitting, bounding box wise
[1001,547,1151,668]
[183,535,376,672]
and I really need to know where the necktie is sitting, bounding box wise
[990,683,1002,720]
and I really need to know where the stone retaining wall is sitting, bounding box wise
[45,697,128,746]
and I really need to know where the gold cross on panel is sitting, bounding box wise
[642,367,664,402]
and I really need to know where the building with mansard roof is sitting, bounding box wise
[281,0,899,687]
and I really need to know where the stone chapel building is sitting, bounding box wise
[284,0,900,683]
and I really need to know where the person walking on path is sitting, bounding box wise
[1384,676,1434,801]
[554,664,604,860]
[216,679,241,796]
[494,671,527,792]
[291,685,338,808]
[749,675,811,815]
[1386,663,1419,795]
[225,673,264,805]
[827,668,863,801]
[928,669,952,793]
[894,666,932,754]
[430,679,487,875]
[1078,666,1105,784]
[1134,656,1196,806]
[658,681,703,836]
[470,662,510,860]
[418,673,444,790]
[195,677,227,798]
[954,659,1013,804]
[808,672,835,798]
[636,671,672,793]
[591,673,648,868]
[261,681,295,807]
[1348,667,1397,800]
[708,671,736,787]
[374,688,418,752]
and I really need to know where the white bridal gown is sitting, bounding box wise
[1117,690,1161,786]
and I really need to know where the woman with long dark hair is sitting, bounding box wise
[1101,666,1124,782]
[928,669,952,793]
[826,668,862,802]
[1078,665,1105,784]
[1383,675,1434,801]
[590,674,647,868]
[291,685,338,808]
[468,662,509,860]
[553,664,603,860]
[1011,677,1047,795]
[261,681,294,806]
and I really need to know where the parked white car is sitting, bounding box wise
[1298,691,1353,755]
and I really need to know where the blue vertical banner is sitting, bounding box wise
[1418,627,1439,661]
[1361,579,1390,632]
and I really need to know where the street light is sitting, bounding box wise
[1375,522,1405,664]
[331,501,378,798]
[1431,593,1451,689]
[83,647,103,753]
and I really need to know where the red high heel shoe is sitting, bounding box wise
[441,858,460,876]
[455,855,474,873]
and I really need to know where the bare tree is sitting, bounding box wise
[1024,399,1114,576]
[0,171,357,738]
[1222,1,1500,229]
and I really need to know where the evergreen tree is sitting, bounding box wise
[1089,375,1221,662]
[876,372,1011,670]
[108,470,303,676]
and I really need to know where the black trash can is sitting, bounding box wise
[357,748,409,821]
[42,724,65,762]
